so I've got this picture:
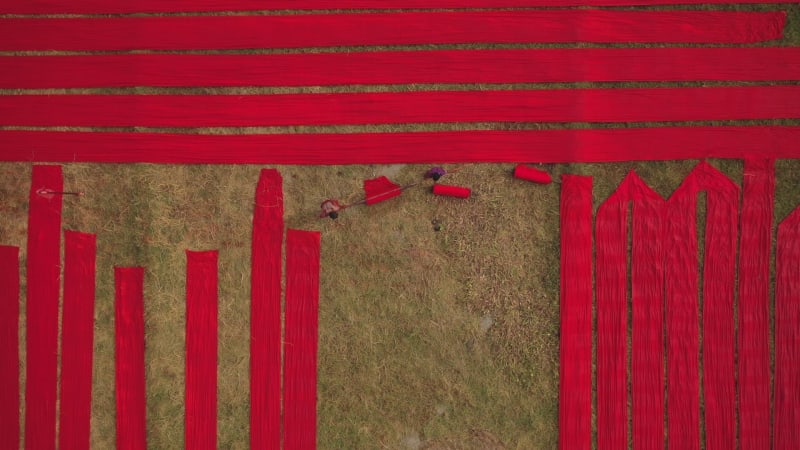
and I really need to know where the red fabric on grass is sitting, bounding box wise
[3,127,800,165]
[558,175,592,450]
[775,206,800,450]
[0,10,784,51]
[186,251,218,450]
[284,230,321,450]
[115,267,147,450]
[2,47,800,89]
[251,169,284,450]
[25,164,63,450]
[0,246,20,450]
[515,165,552,184]
[432,184,471,199]
[0,0,787,14]
[596,172,666,450]
[364,176,402,205]
[4,86,800,128]
[667,162,738,450]
[59,231,96,450]
[737,159,775,450]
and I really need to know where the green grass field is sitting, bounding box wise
[1,3,800,449]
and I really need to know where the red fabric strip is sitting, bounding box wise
[0,11,783,51]
[284,230,321,450]
[515,165,552,184]
[558,175,592,450]
[364,176,402,205]
[432,184,471,199]
[1,127,799,165]
[0,0,787,15]
[2,47,799,89]
[4,86,800,128]
[25,164,63,450]
[667,162,739,450]
[737,159,775,450]
[596,171,666,450]
[0,246,20,450]
[775,206,800,450]
[186,250,218,450]
[115,267,147,450]
[59,231,96,450]
[251,169,284,450]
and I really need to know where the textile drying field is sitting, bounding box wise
[1,2,800,450]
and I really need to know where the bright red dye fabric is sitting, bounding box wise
[0,246,20,450]
[2,127,800,165]
[364,176,402,205]
[738,159,775,450]
[515,165,552,184]
[25,164,63,450]
[775,206,800,450]
[0,10,784,51]
[115,267,147,450]
[667,162,739,450]
[596,172,666,450]
[3,86,800,128]
[432,184,471,199]
[186,251,218,450]
[59,231,96,450]
[251,169,284,450]
[0,0,787,14]
[558,175,592,450]
[284,230,321,450]
[2,47,800,88]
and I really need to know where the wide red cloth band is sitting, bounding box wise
[0,0,788,14]
[250,169,284,450]
[2,47,799,88]
[59,231,97,450]
[0,246,20,450]
[25,165,63,450]
[1,127,799,164]
[115,267,147,450]
[558,175,593,450]
[4,86,799,128]
[0,10,783,51]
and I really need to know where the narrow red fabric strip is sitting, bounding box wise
[596,172,666,450]
[0,10,783,51]
[284,229,321,450]
[0,246,20,450]
[186,250,218,450]
[59,231,96,450]
[251,169,284,450]
[2,127,800,165]
[774,206,800,450]
[25,164,63,450]
[2,47,799,88]
[0,0,787,14]
[667,162,739,450]
[4,86,800,128]
[558,175,592,450]
[737,159,775,450]
[115,267,147,450]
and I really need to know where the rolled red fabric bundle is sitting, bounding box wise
[433,184,471,198]
[514,164,552,184]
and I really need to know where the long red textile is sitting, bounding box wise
[5,86,800,128]
[558,175,592,450]
[59,231,97,450]
[25,164,63,450]
[251,169,284,450]
[186,251,218,450]
[284,230,321,450]
[667,162,738,450]
[0,11,783,51]
[0,246,20,450]
[737,159,775,450]
[0,0,787,14]
[595,172,666,450]
[775,206,800,450]
[364,176,402,205]
[2,127,800,165]
[3,47,799,89]
[115,267,147,450]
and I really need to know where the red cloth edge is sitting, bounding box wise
[0,246,20,450]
